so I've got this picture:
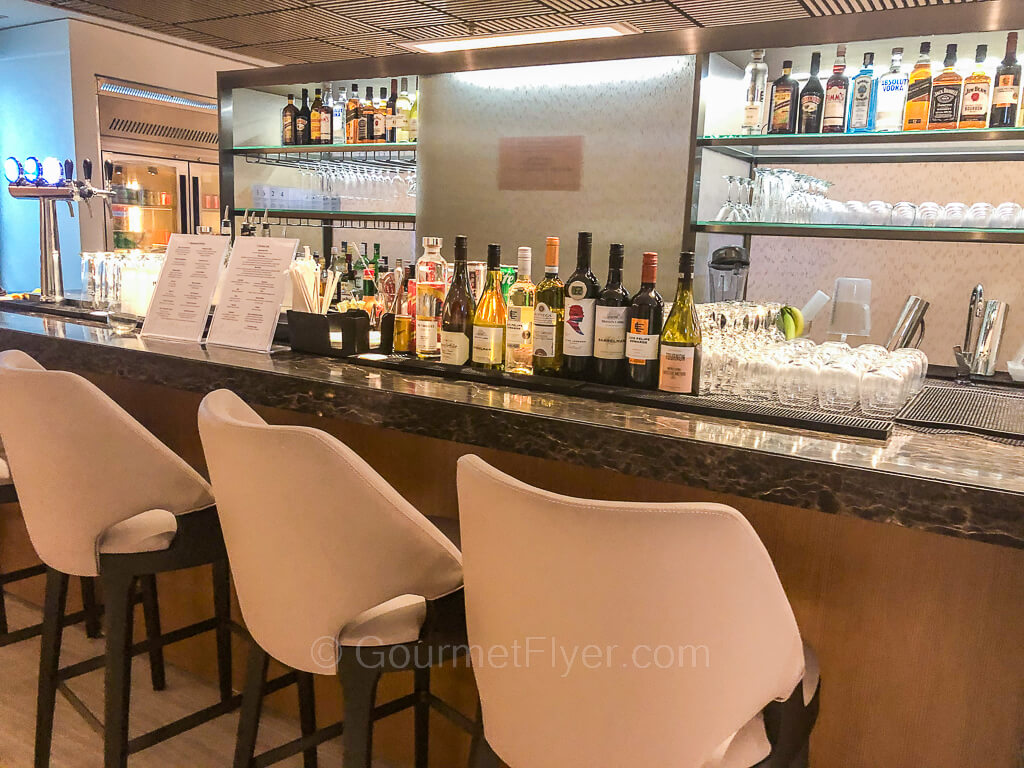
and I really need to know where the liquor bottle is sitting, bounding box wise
[320,86,333,144]
[593,243,631,386]
[359,87,375,143]
[296,88,311,145]
[505,246,536,375]
[281,93,298,145]
[310,88,323,144]
[960,45,992,129]
[768,60,799,134]
[408,82,419,142]
[990,32,1021,128]
[416,236,448,360]
[532,237,563,375]
[741,49,769,136]
[822,45,850,133]
[472,244,507,370]
[875,48,909,132]
[928,44,963,130]
[903,42,933,130]
[374,87,388,143]
[332,84,347,144]
[562,231,600,380]
[798,52,824,134]
[396,78,413,142]
[847,52,878,133]
[625,252,664,389]
[346,84,361,143]
[659,252,702,395]
[386,79,399,142]
[440,235,474,366]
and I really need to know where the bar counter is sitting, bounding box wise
[0,308,1020,548]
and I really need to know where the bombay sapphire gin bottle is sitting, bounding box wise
[874,48,909,131]
[847,52,879,132]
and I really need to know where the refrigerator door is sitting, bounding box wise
[102,152,189,250]
[188,161,221,234]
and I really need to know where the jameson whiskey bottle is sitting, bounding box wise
[903,42,933,130]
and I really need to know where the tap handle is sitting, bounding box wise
[82,158,93,182]
[64,159,74,183]
[103,159,113,186]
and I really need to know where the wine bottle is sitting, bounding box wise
[472,244,507,371]
[625,252,664,389]
[593,243,630,386]
[822,45,850,133]
[768,60,799,134]
[440,235,474,366]
[562,231,600,380]
[659,252,702,395]
[386,79,400,142]
[416,236,447,360]
[396,78,413,142]
[990,32,1020,128]
[296,88,311,145]
[505,246,536,375]
[532,237,564,375]
[798,52,824,134]
[374,87,388,143]
[281,93,298,145]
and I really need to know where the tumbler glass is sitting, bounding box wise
[916,202,942,227]
[817,356,862,412]
[777,357,819,408]
[891,202,918,227]
[860,364,909,416]
[940,202,968,227]
[965,202,995,228]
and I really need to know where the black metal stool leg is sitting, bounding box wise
[213,559,233,702]
[233,642,269,768]
[469,732,501,768]
[339,653,383,768]
[34,568,68,768]
[0,558,8,636]
[414,665,430,768]
[139,575,166,691]
[102,571,136,768]
[80,577,102,639]
[296,672,319,768]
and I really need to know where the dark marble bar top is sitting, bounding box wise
[0,308,1020,549]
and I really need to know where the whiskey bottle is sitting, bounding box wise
[768,60,799,134]
[928,44,962,130]
[281,93,298,146]
[374,87,388,143]
[346,83,361,143]
[359,86,375,143]
[847,52,877,133]
[798,52,824,134]
[310,88,323,144]
[960,45,992,129]
[386,79,399,142]
[296,88,311,145]
[822,45,850,133]
[741,49,769,135]
[875,48,909,132]
[903,42,933,130]
[990,32,1021,128]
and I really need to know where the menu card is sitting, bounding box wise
[205,236,298,352]
[140,234,230,343]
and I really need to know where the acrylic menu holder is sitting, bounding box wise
[286,309,394,357]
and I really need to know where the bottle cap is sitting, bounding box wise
[864,52,874,66]
[976,44,988,63]
[423,236,441,249]
[679,251,695,274]
[609,243,624,258]
[945,43,957,64]
[782,59,793,69]
[920,41,931,54]
[892,47,903,55]
[455,235,469,260]
[487,244,501,270]
[577,231,593,248]
[753,49,765,57]
[517,247,532,274]
[545,237,559,267]
[837,44,846,55]
[287,93,295,99]
[641,252,658,284]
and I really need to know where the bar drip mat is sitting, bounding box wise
[896,384,1024,444]
[344,353,893,441]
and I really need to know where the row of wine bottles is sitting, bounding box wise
[413,234,703,394]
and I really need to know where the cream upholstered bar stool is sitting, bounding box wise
[0,350,235,768]
[198,388,474,768]
[457,455,821,768]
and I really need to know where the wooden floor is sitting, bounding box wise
[0,597,397,768]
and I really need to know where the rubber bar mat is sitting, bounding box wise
[896,384,1024,442]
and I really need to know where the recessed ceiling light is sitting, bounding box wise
[397,23,639,54]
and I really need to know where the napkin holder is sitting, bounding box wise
[287,309,394,357]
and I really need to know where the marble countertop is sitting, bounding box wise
[0,308,1020,548]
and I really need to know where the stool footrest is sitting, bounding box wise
[128,695,243,754]
[0,607,90,648]
[373,692,417,722]
[253,720,345,768]
[0,562,46,585]
[426,692,476,734]
[57,681,104,736]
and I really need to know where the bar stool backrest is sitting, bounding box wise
[0,350,214,577]
[457,455,805,768]
[198,389,463,674]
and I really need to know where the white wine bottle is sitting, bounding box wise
[472,244,507,370]
[505,246,536,374]
[659,251,702,395]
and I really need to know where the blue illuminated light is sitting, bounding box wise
[98,82,217,112]
[3,157,23,185]
[41,157,64,186]
[23,157,41,184]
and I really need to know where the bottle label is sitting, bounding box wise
[358,117,368,140]
[849,77,872,128]
[875,75,908,129]
[296,117,309,137]
[800,93,821,123]
[533,302,557,358]
[770,88,792,130]
[961,82,991,117]
[385,114,397,130]
[742,102,763,129]
[282,118,294,143]
[992,76,1019,107]
[563,293,596,357]
[593,306,628,359]
[904,77,932,126]
[310,116,320,141]
[440,330,470,365]
[373,113,385,137]
[659,346,698,394]
[505,305,533,351]
[320,112,331,140]
[822,84,848,128]
[929,83,961,124]
[472,326,504,365]
[626,319,658,363]
[416,318,439,352]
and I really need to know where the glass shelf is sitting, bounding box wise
[232,208,415,231]
[692,221,1024,244]
[696,127,1024,163]
[234,142,417,154]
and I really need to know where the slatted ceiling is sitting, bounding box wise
[474,13,581,32]
[678,0,810,26]
[33,0,996,63]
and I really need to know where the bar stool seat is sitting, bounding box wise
[98,509,179,555]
